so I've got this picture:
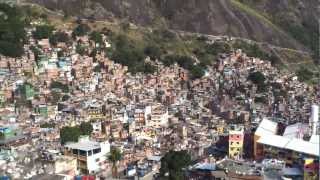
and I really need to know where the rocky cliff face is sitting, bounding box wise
[27,0,318,52]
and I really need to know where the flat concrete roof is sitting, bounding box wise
[65,141,100,151]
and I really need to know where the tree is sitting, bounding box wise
[33,25,54,39]
[144,45,161,60]
[205,42,231,56]
[160,150,191,180]
[89,31,103,45]
[248,71,267,92]
[30,45,42,60]
[49,31,70,46]
[176,55,194,69]
[60,126,82,144]
[0,41,24,57]
[59,122,93,144]
[72,23,91,37]
[161,29,176,40]
[57,50,64,58]
[79,122,93,136]
[76,44,87,56]
[296,67,314,82]
[161,55,176,66]
[248,71,266,85]
[190,65,205,79]
[93,65,101,72]
[144,62,156,74]
[0,3,27,57]
[111,35,146,73]
[61,95,70,101]
[108,147,122,178]
[0,132,4,140]
[50,81,69,93]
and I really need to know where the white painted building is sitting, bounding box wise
[147,104,169,128]
[64,136,110,174]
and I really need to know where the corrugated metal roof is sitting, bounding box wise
[257,134,290,149]
[285,138,319,156]
[256,119,319,157]
[255,118,278,136]
[309,135,319,144]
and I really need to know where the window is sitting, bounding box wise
[88,150,93,156]
[93,148,101,154]
[79,150,87,156]
[72,149,78,155]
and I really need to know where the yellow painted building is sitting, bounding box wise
[228,125,244,159]
[88,107,104,120]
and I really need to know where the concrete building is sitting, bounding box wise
[228,124,244,159]
[148,104,169,128]
[64,136,110,174]
[254,105,320,179]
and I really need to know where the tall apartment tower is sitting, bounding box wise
[228,125,244,159]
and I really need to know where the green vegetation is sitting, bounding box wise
[235,0,319,61]
[160,150,192,180]
[49,31,71,46]
[233,40,280,65]
[61,94,70,101]
[190,65,205,79]
[76,44,87,56]
[248,71,265,85]
[93,64,102,72]
[79,122,93,135]
[296,67,314,82]
[40,122,55,128]
[160,54,205,78]
[50,81,69,93]
[248,71,267,92]
[254,96,267,104]
[108,147,122,178]
[108,34,151,74]
[72,23,91,37]
[20,82,35,100]
[0,132,4,140]
[0,3,27,57]
[33,25,54,39]
[144,45,162,61]
[30,45,42,60]
[230,0,281,31]
[280,22,319,61]
[102,26,233,77]
[89,31,103,45]
[197,41,232,67]
[60,122,93,144]
[0,41,24,58]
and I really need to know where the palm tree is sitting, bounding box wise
[108,147,122,178]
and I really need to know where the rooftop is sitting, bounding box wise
[256,120,320,156]
[65,140,101,151]
[255,118,278,137]
[30,174,66,180]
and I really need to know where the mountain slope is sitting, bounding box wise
[26,0,317,53]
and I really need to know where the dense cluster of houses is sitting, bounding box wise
[0,26,318,180]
